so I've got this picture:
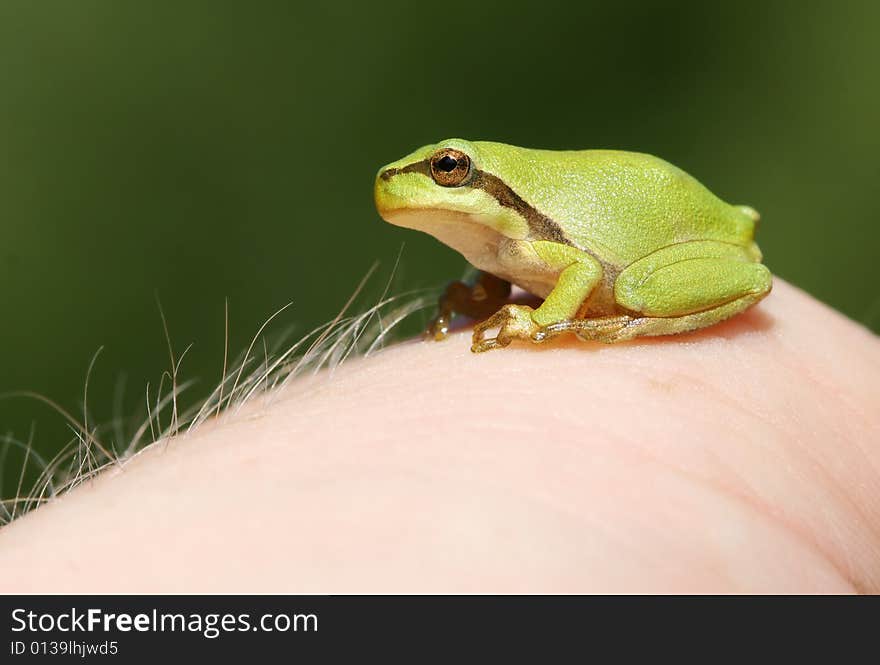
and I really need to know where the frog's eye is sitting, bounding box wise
[430,148,472,187]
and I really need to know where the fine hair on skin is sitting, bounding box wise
[0,255,437,526]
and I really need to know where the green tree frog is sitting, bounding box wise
[375,139,771,352]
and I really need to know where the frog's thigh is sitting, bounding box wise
[530,241,603,327]
[615,241,771,319]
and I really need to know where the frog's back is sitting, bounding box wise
[475,143,760,268]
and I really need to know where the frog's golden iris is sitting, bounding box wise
[429,148,472,187]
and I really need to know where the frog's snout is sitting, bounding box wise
[374,167,399,218]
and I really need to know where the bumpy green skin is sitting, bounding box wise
[375,139,771,352]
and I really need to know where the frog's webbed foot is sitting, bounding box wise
[472,309,637,352]
[544,315,634,343]
[427,272,511,341]
[471,304,553,353]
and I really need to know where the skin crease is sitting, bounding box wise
[0,280,878,593]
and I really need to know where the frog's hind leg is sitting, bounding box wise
[427,271,511,341]
[620,291,770,340]
[553,240,772,343]
[564,292,768,343]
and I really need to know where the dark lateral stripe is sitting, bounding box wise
[469,170,572,246]
[380,160,431,180]
[380,159,572,245]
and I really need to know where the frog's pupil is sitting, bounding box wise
[437,155,458,172]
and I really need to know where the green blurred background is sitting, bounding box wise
[1,1,878,496]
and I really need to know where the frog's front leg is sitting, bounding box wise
[427,271,511,341]
[471,242,603,352]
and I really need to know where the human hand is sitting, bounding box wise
[1,279,877,593]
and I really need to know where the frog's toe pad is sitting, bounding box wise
[471,305,542,353]
[425,314,451,342]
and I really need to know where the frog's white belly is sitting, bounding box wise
[384,208,560,298]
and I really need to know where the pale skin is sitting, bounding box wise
[0,280,878,593]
